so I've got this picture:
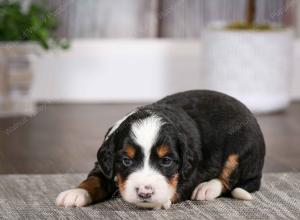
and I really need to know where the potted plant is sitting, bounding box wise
[0,0,68,116]
[202,0,293,113]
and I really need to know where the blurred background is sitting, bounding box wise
[0,0,299,174]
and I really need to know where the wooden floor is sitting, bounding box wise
[0,103,299,174]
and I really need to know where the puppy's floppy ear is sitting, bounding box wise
[97,133,116,180]
[178,134,199,180]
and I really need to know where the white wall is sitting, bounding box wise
[31,39,300,102]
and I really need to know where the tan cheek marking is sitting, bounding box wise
[117,174,126,194]
[157,145,170,158]
[124,145,136,158]
[168,173,179,203]
[219,154,239,191]
[171,193,179,203]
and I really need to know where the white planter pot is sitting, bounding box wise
[0,42,40,117]
[202,26,293,113]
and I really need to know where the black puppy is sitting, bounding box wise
[56,90,265,209]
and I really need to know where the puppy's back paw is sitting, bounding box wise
[56,188,92,207]
[231,187,252,200]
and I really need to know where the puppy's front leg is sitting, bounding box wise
[56,163,115,207]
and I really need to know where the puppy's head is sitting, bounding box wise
[97,110,196,208]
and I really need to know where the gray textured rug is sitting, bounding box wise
[0,173,299,220]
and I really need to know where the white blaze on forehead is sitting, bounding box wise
[131,115,163,154]
[105,110,136,141]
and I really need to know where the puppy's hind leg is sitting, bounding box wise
[231,176,261,200]
[191,154,240,201]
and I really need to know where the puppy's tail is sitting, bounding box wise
[231,187,253,200]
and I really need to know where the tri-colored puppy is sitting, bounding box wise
[56,90,265,209]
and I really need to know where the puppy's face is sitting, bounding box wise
[112,115,180,208]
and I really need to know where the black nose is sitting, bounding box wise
[136,185,154,199]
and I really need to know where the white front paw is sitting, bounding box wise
[191,179,223,201]
[56,188,92,207]
[162,200,171,209]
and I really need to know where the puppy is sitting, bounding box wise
[56,90,265,209]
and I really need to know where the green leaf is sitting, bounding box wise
[0,1,69,50]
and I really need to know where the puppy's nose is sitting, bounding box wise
[136,185,154,199]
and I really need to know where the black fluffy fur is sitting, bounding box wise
[89,90,265,202]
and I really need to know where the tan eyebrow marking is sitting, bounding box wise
[156,144,170,158]
[124,144,136,158]
[219,154,239,190]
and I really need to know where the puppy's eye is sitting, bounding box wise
[160,157,173,167]
[122,156,133,167]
